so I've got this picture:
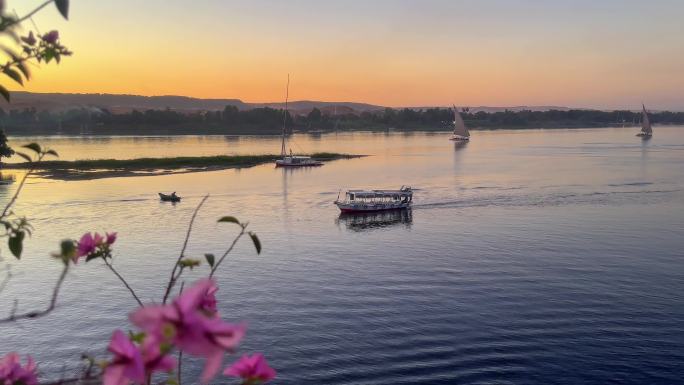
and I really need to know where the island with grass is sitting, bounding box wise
[2,153,362,180]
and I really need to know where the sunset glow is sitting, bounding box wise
[8,0,684,109]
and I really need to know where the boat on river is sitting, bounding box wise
[334,186,413,213]
[636,104,653,138]
[275,75,323,168]
[450,105,470,141]
[159,192,181,202]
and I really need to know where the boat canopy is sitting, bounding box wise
[346,188,412,199]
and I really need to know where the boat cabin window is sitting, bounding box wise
[349,193,355,201]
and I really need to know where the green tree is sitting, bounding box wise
[307,107,322,122]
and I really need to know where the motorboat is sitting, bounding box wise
[334,186,413,213]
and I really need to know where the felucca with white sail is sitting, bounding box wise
[450,105,470,141]
[636,104,653,138]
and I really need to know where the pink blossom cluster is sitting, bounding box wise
[0,353,38,385]
[74,232,117,263]
[105,279,275,385]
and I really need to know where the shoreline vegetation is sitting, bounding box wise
[2,106,683,136]
[1,153,362,180]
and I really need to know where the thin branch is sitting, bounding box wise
[103,258,143,307]
[11,0,54,25]
[0,262,68,324]
[1,51,41,73]
[209,225,247,278]
[1,154,43,219]
[161,195,209,304]
[176,281,185,385]
[0,266,11,295]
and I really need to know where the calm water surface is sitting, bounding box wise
[1,127,684,384]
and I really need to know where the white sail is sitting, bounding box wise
[452,105,470,137]
[641,104,652,135]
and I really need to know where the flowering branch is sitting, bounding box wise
[0,0,71,101]
[162,195,209,304]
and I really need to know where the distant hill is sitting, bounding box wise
[0,92,575,115]
[0,92,385,114]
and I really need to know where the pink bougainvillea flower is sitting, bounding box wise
[104,330,145,385]
[130,279,245,383]
[76,232,96,260]
[21,31,36,46]
[140,335,176,374]
[0,352,38,385]
[42,30,59,44]
[199,280,218,315]
[94,232,105,245]
[106,232,118,245]
[224,353,276,383]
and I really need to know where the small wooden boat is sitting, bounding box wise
[159,192,181,202]
[334,186,413,213]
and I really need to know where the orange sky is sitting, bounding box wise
[6,0,684,109]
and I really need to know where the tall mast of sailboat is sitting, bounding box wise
[281,74,290,157]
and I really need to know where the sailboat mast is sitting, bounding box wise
[281,74,290,157]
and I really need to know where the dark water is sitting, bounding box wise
[1,127,684,384]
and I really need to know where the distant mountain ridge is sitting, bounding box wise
[1,91,578,115]
[1,92,386,114]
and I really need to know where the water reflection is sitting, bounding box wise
[336,209,413,232]
[453,141,469,151]
[0,172,15,185]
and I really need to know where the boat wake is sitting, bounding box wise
[412,188,683,211]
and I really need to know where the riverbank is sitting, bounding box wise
[2,153,362,180]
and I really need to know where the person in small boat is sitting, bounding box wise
[171,192,178,199]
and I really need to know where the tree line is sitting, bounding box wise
[1,106,683,136]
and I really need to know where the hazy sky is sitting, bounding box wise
[8,0,684,109]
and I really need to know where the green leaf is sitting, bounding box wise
[15,152,31,162]
[204,253,215,268]
[22,143,41,154]
[179,258,201,269]
[45,149,59,157]
[217,216,240,225]
[128,331,146,344]
[85,253,101,262]
[60,239,76,259]
[248,231,261,254]
[9,231,25,259]
[55,0,69,19]
[3,68,23,85]
[0,84,9,102]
